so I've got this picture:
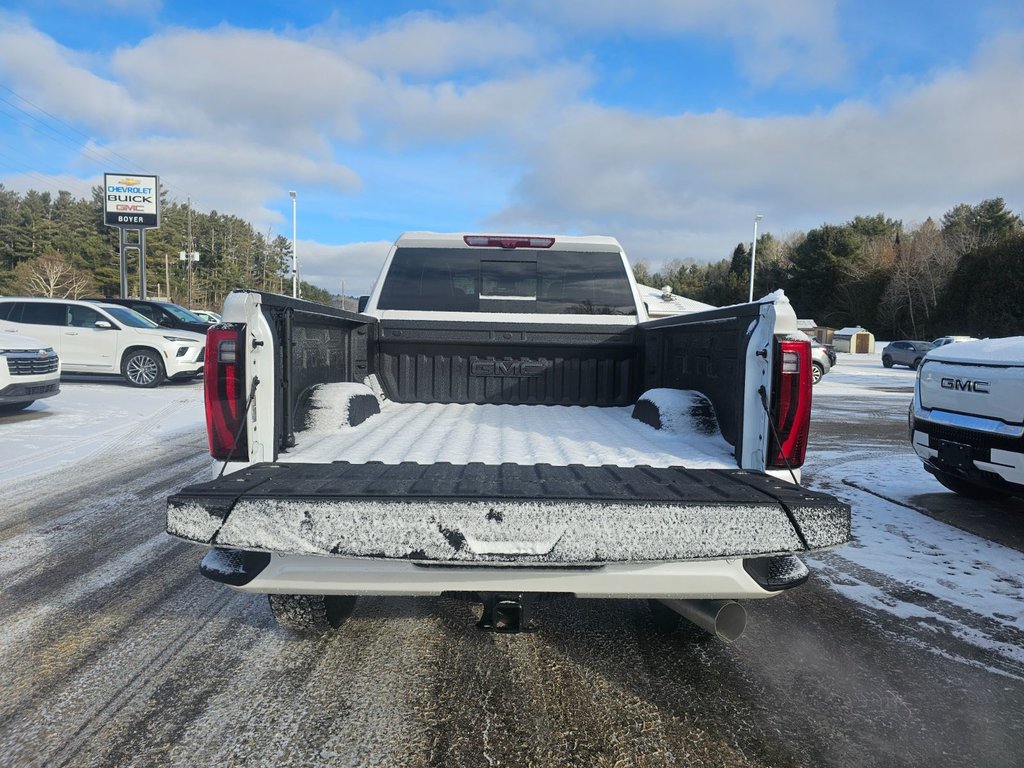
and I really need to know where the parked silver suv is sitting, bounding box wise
[881,340,935,370]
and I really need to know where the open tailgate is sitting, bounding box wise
[168,463,849,564]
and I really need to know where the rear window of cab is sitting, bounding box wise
[377,248,637,315]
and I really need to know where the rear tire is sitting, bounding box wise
[882,356,893,368]
[932,469,1010,500]
[122,349,165,388]
[811,362,824,385]
[268,594,357,634]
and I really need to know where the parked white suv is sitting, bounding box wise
[0,330,61,411]
[0,298,205,388]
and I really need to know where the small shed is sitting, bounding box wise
[833,326,875,354]
[796,319,836,345]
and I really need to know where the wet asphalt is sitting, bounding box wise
[0,374,1022,767]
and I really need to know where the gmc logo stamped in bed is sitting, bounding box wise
[940,377,990,393]
[470,357,550,377]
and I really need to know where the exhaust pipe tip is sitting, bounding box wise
[657,599,748,643]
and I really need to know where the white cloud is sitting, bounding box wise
[298,240,391,296]
[368,65,591,146]
[111,28,377,146]
[340,13,541,77]
[493,31,1024,264]
[518,0,847,86]
[0,16,155,133]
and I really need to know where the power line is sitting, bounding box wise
[0,85,142,172]
[0,84,201,208]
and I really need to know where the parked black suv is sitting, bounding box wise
[88,298,211,335]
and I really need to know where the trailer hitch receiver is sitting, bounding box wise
[476,593,538,633]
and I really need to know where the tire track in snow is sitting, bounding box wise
[0,396,198,484]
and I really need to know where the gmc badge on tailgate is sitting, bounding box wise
[940,377,990,393]
[470,357,550,377]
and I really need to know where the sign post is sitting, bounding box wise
[104,174,160,298]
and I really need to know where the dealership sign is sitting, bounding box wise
[104,173,159,228]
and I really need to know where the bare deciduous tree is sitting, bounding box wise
[14,253,94,298]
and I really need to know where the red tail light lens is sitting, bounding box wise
[768,339,812,468]
[205,324,247,460]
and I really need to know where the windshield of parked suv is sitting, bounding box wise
[377,248,637,314]
[913,341,937,351]
[103,306,159,328]
[161,303,206,323]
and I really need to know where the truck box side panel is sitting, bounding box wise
[374,320,638,406]
[640,302,764,449]
[245,292,375,453]
[167,462,850,563]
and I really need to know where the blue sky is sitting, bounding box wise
[1,1,1023,294]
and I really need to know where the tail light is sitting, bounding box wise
[768,338,813,468]
[205,324,247,460]
[463,235,555,248]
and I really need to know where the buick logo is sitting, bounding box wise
[940,377,989,394]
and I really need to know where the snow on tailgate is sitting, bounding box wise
[168,463,851,563]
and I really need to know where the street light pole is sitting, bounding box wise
[748,214,764,303]
[289,190,298,298]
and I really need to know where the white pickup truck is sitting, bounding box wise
[911,336,1024,500]
[167,232,850,640]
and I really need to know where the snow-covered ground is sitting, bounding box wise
[2,358,1021,679]
[0,376,205,487]
[807,353,1024,679]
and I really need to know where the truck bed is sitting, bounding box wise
[288,400,736,468]
[171,397,849,565]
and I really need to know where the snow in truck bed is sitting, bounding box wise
[289,393,736,469]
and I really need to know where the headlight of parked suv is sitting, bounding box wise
[163,336,198,343]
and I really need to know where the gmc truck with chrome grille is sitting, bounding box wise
[167,232,850,640]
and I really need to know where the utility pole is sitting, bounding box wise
[179,196,199,309]
[748,214,764,303]
[289,190,298,298]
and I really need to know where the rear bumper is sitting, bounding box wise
[198,548,807,599]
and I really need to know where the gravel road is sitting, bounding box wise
[1,375,1022,767]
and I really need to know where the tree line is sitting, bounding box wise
[0,185,332,310]
[2,185,1020,338]
[633,198,1024,339]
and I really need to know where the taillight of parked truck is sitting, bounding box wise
[768,339,812,469]
[205,324,247,460]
